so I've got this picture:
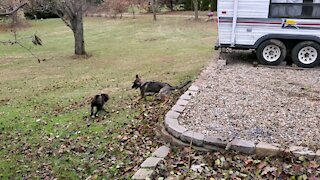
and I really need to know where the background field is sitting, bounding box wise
[0,16,216,178]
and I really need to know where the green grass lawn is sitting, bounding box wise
[0,16,216,178]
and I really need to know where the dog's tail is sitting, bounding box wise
[172,80,192,90]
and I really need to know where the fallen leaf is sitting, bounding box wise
[215,159,221,166]
[258,161,268,169]
[308,161,319,169]
[261,166,277,176]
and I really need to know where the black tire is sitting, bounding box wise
[256,39,287,66]
[291,41,320,68]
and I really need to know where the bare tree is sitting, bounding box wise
[152,0,157,21]
[131,2,136,19]
[103,0,149,19]
[30,0,88,56]
[128,0,148,19]
[128,0,137,19]
[104,0,129,18]
[0,1,28,16]
[192,0,198,20]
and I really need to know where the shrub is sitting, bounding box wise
[24,9,59,19]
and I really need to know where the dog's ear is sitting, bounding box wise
[136,74,139,79]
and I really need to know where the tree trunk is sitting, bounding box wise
[193,0,199,20]
[170,0,173,11]
[12,0,25,20]
[152,0,157,21]
[71,12,86,56]
[132,4,135,19]
[210,0,214,12]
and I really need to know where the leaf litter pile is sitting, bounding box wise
[1,89,319,179]
[165,148,320,179]
[91,90,320,179]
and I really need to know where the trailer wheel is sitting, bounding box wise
[291,41,320,68]
[257,39,286,66]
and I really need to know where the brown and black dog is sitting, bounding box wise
[132,74,191,101]
[90,93,109,117]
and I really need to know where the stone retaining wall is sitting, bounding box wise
[164,85,320,160]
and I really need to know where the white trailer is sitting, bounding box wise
[215,0,320,68]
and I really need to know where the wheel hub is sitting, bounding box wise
[263,45,281,62]
[298,46,317,65]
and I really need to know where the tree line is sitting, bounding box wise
[21,0,217,19]
[1,0,217,58]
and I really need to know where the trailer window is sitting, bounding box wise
[269,0,320,19]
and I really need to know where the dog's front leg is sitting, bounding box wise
[90,105,94,117]
[140,89,146,101]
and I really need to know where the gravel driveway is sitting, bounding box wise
[179,51,320,150]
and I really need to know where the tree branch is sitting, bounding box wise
[52,8,73,30]
[1,34,47,63]
[16,41,44,63]
[0,2,28,17]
